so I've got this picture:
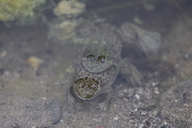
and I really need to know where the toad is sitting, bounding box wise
[64,19,161,111]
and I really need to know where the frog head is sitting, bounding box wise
[82,46,113,73]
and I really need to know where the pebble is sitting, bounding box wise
[138,123,145,128]
[28,56,43,69]
[113,116,119,121]
[135,94,140,99]
[154,87,159,94]
[152,82,158,86]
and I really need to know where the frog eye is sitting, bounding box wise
[98,55,105,63]
[86,54,94,58]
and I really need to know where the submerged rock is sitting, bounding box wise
[54,0,85,18]
[119,22,161,54]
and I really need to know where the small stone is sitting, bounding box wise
[135,94,140,99]
[113,116,119,121]
[28,56,43,69]
[123,89,128,93]
[113,104,117,108]
[138,124,145,128]
[152,82,158,86]
[183,103,189,107]
[141,110,147,115]
[129,120,134,122]
[154,87,159,94]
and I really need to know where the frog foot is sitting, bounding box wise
[67,95,76,108]
[98,92,113,112]
[99,102,108,111]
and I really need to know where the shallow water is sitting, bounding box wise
[0,0,192,127]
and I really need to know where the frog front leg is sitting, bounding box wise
[66,85,77,109]
[99,87,113,111]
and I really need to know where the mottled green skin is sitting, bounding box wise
[81,50,113,73]
[70,64,117,101]
[75,20,122,64]
[67,20,122,110]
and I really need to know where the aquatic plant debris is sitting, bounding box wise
[0,0,46,24]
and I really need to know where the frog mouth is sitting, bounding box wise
[71,77,101,101]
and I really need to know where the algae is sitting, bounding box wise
[0,0,46,24]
